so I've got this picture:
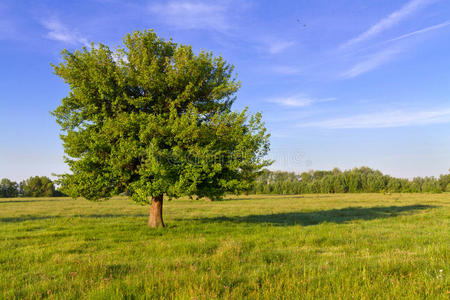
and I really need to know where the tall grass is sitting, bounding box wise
[0,193,448,299]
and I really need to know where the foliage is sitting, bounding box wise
[1,169,447,198]
[0,178,18,198]
[52,30,271,203]
[0,194,448,298]
[249,167,450,194]
[21,176,55,197]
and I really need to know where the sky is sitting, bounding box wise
[1,0,450,182]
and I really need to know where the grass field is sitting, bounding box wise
[0,193,449,299]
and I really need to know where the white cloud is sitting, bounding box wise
[341,47,402,79]
[340,0,437,49]
[345,20,450,56]
[268,40,295,54]
[41,18,89,46]
[339,20,450,79]
[269,94,336,107]
[148,1,229,32]
[381,20,450,44]
[299,108,450,129]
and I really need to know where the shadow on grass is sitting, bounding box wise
[222,195,305,201]
[0,213,147,223]
[221,194,336,201]
[0,199,60,204]
[0,205,435,226]
[186,205,436,226]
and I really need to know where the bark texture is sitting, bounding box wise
[148,194,164,227]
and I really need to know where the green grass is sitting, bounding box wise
[1,193,449,299]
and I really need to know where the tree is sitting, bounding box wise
[21,176,55,197]
[438,174,450,192]
[52,30,271,227]
[249,167,448,195]
[0,178,18,198]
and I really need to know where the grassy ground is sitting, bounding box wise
[0,193,449,299]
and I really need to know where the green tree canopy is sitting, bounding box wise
[52,30,271,227]
[0,178,18,198]
[249,167,450,195]
[21,176,55,197]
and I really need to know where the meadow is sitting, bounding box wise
[0,193,448,299]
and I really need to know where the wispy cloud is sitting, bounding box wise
[339,20,450,79]
[299,108,450,128]
[148,1,230,32]
[269,94,336,107]
[341,47,402,79]
[347,20,450,55]
[380,20,450,44]
[268,40,295,54]
[340,0,437,49]
[41,18,89,46]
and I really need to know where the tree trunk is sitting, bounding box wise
[148,194,164,228]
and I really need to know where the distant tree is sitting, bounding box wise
[438,174,450,192]
[52,30,271,227]
[320,175,334,193]
[411,177,424,192]
[387,178,401,193]
[300,172,312,183]
[421,177,441,193]
[18,181,24,197]
[445,183,450,193]
[333,175,347,193]
[22,176,55,197]
[250,167,448,195]
[0,178,18,198]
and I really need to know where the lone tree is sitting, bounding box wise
[52,30,271,227]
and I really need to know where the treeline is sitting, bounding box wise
[249,167,450,194]
[2,167,449,198]
[0,176,65,198]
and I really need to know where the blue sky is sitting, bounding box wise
[1,0,450,181]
